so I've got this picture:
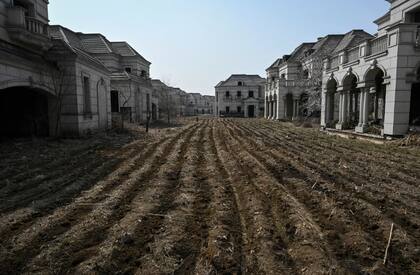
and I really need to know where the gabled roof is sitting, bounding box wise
[49,26,109,71]
[311,35,344,55]
[287,43,316,62]
[266,58,283,71]
[332,30,374,54]
[50,25,151,65]
[216,74,265,87]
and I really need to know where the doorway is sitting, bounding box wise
[247,105,255,118]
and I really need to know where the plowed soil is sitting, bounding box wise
[1,118,419,274]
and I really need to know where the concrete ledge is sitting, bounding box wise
[322,128,389,144]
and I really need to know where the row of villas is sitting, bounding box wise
[266,0,420,137]
[0,0,211,137]
[152,80,214,120]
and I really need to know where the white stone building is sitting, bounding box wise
[265,33,373,121]
[215,74,265,118]
[321,0,420,136]
[50,26,155,125]
[0,0,112,136]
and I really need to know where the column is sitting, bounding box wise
[264,99,268,118]
[273,100,278,120]
[336,91,347,130]
[325,92,331,125]
[283,96,287,119]
[356,87,371,133]
[292,98,300,121]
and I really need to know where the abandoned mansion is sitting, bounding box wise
[0,0,212,137]
[265,0,420,137]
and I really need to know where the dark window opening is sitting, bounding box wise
[303,70,309,79]
[238,81,243,86]
[111,90,119,112]
[237,106,242,113]
[226,106,230,113]
[125,67,132,73]
[225,91,230,98]
[281,74,286,79]
[237,91,242,97]
[141,70,147,78]
[249,91,254,98]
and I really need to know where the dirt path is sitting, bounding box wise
[1,118,419,274]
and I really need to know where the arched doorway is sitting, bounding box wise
[325,78,338,127]
[365,68,386,127]
[0,86,55,137]
[342,73,359,128]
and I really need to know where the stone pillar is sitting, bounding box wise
[292,98,300,121]
[336,91,348,130]
[325,92,331,125]
[264,99,268,118]
[356,87,372,133]
[273,100,278,120]
[283,96,288,119]
[276,94,282,120]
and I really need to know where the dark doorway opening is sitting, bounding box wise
[410,83,420,126]
[0,87,51,137]
[111,90,119,112]
[248,105,255,118]
[152,103,157,120]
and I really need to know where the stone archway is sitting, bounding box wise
[342,73,359,128]
[325,78,338,127]
[365,67,386,126]
[0,86,57,137]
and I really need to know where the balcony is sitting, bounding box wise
[368,35,388,56]
[6,6,52,50]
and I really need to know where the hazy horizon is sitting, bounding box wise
[49,0,389,96]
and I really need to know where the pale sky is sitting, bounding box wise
[49,0,389,95]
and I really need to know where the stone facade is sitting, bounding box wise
[50,26,155,125]
[264,33,372,122]
[0,0,112,136]
[215,74,265,118]
[0,0,160,137]
[321,0,420,136]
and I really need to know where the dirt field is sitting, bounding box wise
[0,118,419,274]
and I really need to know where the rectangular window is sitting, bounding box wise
[125,67,132,73]
[237,91,242,97]
[83,76,91,114]
[226,91,230,98]
[249,91,254,98]
[226,106,230,113]
[237,106,242,113]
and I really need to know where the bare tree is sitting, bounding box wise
[294,46,332,119]
[42,62,67,137]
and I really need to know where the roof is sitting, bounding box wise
[332,30,373,54]
[266,58,283,71]
[49,26,109,71]
[216,74,266,87]
[50,25,151,65]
